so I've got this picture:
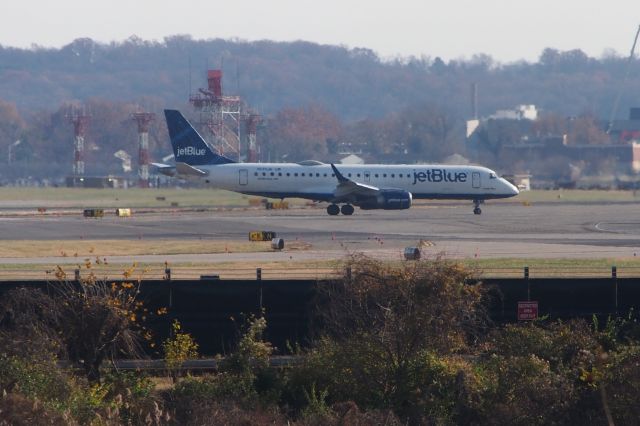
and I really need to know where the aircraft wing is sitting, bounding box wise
[330,163,380,200]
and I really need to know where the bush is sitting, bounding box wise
[479,320,610,425]
[0,353,116,424]
[163,319,199,380]
[320,254,488,354]
[168,314,283,423]
[285,255,490,422]
[477,353,581,425]
[0,354,72,413]
[0,392,75,426]
[102,370,167,425]
[604,345,640,424]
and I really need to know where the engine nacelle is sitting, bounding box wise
[359,189,412,210]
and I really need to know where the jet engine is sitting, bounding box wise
[359,189,412,210]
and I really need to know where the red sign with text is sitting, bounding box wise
[518,301,538,321]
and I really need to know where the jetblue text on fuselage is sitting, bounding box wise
[178,147,206,157]
[412,169,468,185]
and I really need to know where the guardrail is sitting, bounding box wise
[0,265,636,281]
[60,356,302,372]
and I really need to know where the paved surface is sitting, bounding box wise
[0,201,639,262]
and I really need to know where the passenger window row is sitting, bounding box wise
[252,171,411,179]
[254,172,336,177]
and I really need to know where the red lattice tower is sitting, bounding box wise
[189,69,242,161]
[67,108,90,176]
[132,112,156,187]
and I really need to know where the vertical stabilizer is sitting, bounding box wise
[164,109,235,165]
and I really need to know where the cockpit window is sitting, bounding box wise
[489,173,497,179]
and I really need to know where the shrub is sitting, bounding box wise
[289,255,489,422]
[163,319,199,380]
[169,314,283,423]
[604,345,640,424]
[0,354,69,402]
[477,353,581,425]
[0,392,75,426]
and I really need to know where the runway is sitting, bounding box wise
[0,200,639,263]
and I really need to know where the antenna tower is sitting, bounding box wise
[132,111,156,187]
[66,106,90,176]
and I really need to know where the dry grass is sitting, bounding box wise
[0,252,342,280]
[0,239,276,258]
[0,187,310,209]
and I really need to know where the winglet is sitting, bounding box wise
[331,164,349,183]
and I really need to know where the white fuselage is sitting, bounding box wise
[193,162,519,202]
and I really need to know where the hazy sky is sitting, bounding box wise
[1,0,638,63]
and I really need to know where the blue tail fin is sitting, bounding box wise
[164,109,235,165]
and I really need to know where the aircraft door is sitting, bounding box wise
[472,172,481,189]
[239,169,248,186]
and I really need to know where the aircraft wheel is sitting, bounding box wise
[473,207,482,215]
[327,204,340,216]
[341,204,354,215]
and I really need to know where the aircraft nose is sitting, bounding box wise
[504,179,519,196]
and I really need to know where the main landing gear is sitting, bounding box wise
[473,199,482,215]
[327,204,354,216]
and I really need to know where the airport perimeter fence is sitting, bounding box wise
[0,266,343,281]
[0,264,638,281]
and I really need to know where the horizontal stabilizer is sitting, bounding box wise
[151,162,176,177]
[176,162,209,177]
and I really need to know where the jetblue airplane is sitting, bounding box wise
[155,110,519,216]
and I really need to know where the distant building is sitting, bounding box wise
[340,154,365,164]
[489,105,538,121]
[66,176,128,188]
[502,174,531,191]
[467,106,640,187]
[608,107,640,143]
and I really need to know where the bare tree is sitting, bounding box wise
[0,265,149,382]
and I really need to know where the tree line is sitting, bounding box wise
[2,37,639,120]
[0,37,639,179]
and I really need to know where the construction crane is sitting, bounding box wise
[607,25,640,134]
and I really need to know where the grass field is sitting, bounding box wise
[0,187,309,209]
[513,189,640,204]
[0,187,639,210]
